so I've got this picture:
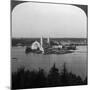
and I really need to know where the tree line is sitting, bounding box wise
[12,63,87,89]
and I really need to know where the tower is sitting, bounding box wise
[47,36,50,44]
[40,36,43,47]
[40,36,44,53]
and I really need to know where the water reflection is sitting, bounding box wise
[11,46,87,80]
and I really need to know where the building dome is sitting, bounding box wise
[31,41,41,50]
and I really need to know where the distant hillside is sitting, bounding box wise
[12,38,87,46]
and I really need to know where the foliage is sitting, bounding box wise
[12,63,87,89]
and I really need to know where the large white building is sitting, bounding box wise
[31,36,44,53]
[31,41,41,50]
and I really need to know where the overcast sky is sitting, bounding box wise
[12,2,87,38]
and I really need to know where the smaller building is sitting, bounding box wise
[52,45,62,49]
[51,40,62,49]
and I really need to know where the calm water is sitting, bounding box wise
[11,46,87,80]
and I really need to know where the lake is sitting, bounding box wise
[11,46,87,80]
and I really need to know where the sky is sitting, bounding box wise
[12,2,87,38]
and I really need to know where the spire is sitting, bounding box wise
[47,36,50,44]
[40,36,44,53]
[40,36,43,47]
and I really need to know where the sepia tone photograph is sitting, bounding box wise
[11,0,88,89]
